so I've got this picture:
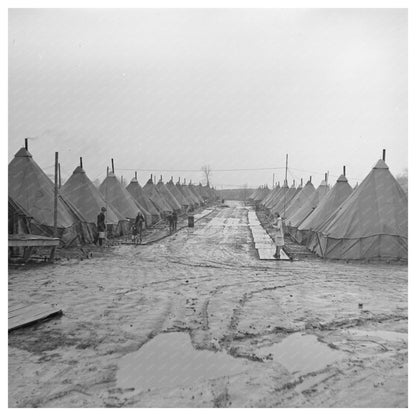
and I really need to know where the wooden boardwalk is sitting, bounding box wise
[8,302,63,332]
[248,209,290,261]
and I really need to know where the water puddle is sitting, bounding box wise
[257,333,344,375]
[117,332,248,392]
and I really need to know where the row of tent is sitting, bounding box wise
[249,156,408,261]
[8,146,219,246]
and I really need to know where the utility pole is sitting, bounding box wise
[51,152,59,262]
[54,152,58,236]
[283,154,288,219]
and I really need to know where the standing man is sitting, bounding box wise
[172,211,178,232]
[97,207,107,247]
[272,212,284,259]
[166,212,174,234]
[134,210,145,244]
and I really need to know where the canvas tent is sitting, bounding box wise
[256,186,271,203]
[143,175,172,215]
[176,179,199,208]
[261,183,280,207]
[156,177,182,212]
[99,172,152,226]
[310,158,408,261]
[283,179,316,222]
[166,177,189,210]
[188,181,204,205]
[271,180,298,216]
[126,175,161,225]
[61,165,127,236]
[9,196,32,235]
[8,147,93,245]
[297,171,353,247]
[286,178,329,233]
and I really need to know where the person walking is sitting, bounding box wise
[96,207,107,247]
[272,212,285,259]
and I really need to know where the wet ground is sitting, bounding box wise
[8,201,408,407]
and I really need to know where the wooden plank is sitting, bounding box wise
[8,304,55,319]
[258,248,290,261]
[8,303,30,313]
[8,239,60,248]
[8,303,62,332]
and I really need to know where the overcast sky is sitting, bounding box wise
[9,8,407,188]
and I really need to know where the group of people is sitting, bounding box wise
[166,212,178,234]
[95,207,180,246]
[95,206,285,260]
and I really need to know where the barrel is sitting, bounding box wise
[188,215,194,228]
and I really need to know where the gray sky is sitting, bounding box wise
[9,8,407,188]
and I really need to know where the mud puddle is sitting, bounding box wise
[257,333,345,375]
[117,332,248,392]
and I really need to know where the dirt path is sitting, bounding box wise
[8,201,407,407]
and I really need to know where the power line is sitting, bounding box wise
[115,166,287,172]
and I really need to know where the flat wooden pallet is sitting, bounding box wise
[8,303,63,332]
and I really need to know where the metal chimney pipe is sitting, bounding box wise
[80,157,83,169]
[382,149,386,161]
[111,158,114,173]
[301,178,303,186]
[25,138,28,150]
[343,166,346,176]
[310,176,312,182]
[135,171,137,179]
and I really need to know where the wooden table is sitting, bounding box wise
[8,234,60,262]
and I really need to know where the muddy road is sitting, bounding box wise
[8,201,408,407]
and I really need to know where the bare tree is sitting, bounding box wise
[396,168,408,195]
[201,165,212,186]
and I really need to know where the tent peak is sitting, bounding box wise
[14,147,32,158]
[337,174,348,183]
[374,159,389,169]
[130,177,138,183]
[73,166,85,174]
